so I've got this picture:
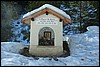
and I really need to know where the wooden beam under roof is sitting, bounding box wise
[21,8,71,25]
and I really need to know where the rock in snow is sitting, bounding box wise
[1,26,99,66]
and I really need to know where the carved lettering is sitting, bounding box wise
[36,18,58,25]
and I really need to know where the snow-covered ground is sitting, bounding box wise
[1,26,99,66]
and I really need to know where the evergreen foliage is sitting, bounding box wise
[1,1,99,42]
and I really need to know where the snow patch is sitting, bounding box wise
[87,26,99,33]
[1,26,99,66]
[1,42,25,53]
[23,4,71,20]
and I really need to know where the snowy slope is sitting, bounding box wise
[1,26,99,66]
[67,26,99,66]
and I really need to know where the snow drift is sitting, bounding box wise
[1,26,99,66]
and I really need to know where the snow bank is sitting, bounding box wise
[86,26,99,33]
[1,42,25,54]
[23,4,71,20]
[66,26,99,66]
[1,26,99,66]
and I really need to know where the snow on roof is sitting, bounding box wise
[23,4,71,20]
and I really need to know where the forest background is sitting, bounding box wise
[1,1,99,42]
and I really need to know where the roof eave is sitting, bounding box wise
[21,8,72,25]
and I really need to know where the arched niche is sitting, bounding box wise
[38,27,55,46]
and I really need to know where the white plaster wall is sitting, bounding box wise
[29,14,63,56]
[29,46,63,56]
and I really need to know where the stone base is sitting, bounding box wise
[29,45,63,57]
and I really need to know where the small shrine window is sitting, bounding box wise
[59,18,62,22]
[46,11,49,15]
[31,18,34,21]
